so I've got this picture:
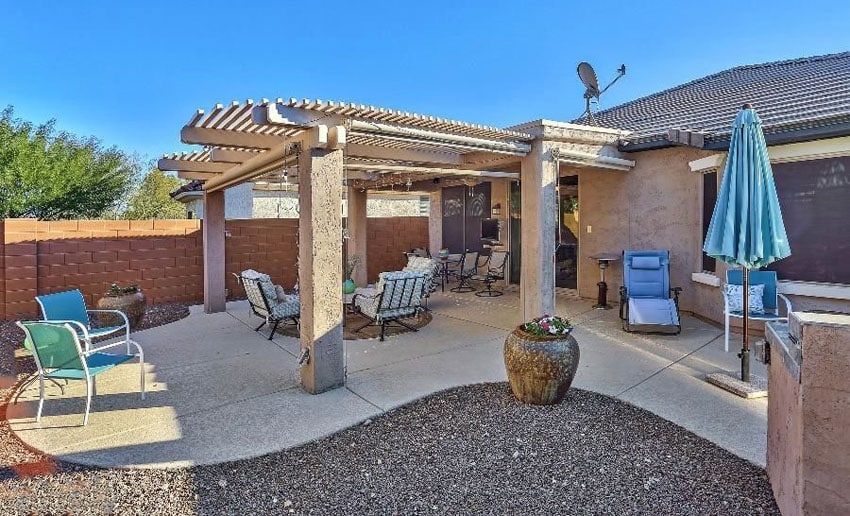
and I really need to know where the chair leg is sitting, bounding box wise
[268,319,280,340]
[255,320,267,332]
[83,378,93,426]
[36,375,45,422]
[380,321,386,341]
[139,351,146,401]
[724,312,730,352]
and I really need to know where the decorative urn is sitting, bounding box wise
[504,315,579,405]
[96,283,146,329]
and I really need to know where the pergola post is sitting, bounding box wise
[428,190,442,254]
[202,190,227,313]
[298,127,346,394]
[346,185,368,286]
[519,140,557,320]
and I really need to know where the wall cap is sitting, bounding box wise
[691,272,722,287]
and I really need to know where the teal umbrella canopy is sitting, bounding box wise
[703,107,791,268]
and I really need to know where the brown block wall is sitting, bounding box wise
[2,216,429,319]
[2,219,203,319]
[366,217,430,283]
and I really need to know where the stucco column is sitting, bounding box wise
[428,189,442,253]
[520,140,557,320]
[346,186,368,286]
[298,144,345,394]
[202,190,226,313]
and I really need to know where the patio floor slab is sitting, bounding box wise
[7,291,768,468]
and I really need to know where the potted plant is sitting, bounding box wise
[504,314,579,405]
[343,255,361,294]
[96,283,147,329]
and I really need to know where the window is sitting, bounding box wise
[766,156,850,284]
[701,170,718,273]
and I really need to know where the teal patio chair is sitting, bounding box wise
[16,321,145,426]
[36,289,131,352]
[619,250,682,334]
[723,270,792,352]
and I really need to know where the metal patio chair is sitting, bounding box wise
[16,321,144,426]
[723,269,792,352]
[473,250,509,297]
[450,251,480,293]
[353,271,426,341]
[240,270,300,340]
[36,289,131,353]
[619,250,682,334]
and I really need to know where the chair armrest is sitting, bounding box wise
[777,293,793,316]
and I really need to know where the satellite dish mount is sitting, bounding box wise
[577,62,626,125]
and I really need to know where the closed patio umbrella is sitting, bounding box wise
[703,104,791,382]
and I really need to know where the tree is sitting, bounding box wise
[122,168,187,219]
[0,106,139,220]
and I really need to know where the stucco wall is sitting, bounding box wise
[576,146,714,312]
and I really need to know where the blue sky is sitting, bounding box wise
[2,1,848,165]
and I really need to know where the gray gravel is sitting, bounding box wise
[0,382,778,515]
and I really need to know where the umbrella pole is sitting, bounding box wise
[741,268,751,382]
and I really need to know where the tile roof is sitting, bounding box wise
[575,52,850,148]
[170,180,202,199]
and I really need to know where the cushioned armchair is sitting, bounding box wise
[723,269,792,352]
[619,250,682,334]
[353,271,427,341]
[240,269,300,340]
[404,256,439,305]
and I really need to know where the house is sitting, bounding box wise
[157,52,850,392]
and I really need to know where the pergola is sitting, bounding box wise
[159,97,633,393]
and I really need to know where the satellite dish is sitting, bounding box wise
[577,62,626,125]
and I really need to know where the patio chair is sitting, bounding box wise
[36,289,131,353]
[450,251,480,293]
[353,271,427,341]
[239,269,300,340]
[16,321,144,426]
[619,250,682,334]
[403,256,439,307]
[723,269,792,352]
[473,250,509,297]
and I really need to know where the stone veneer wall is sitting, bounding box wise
[0,217,429,319]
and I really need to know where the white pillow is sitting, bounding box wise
[724,284,765,314]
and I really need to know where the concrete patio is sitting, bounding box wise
[7,291,768,469]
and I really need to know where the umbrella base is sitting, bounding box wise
[706,372,768,399]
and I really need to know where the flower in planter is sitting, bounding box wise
[522,314,573,337]
[107,283,141,297]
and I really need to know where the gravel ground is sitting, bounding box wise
[0,382,778,515]
[0,303,191,481]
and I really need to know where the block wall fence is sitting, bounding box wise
[0,217,429,320]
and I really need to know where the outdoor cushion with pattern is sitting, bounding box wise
[724,283,766,315]
[355,271,425,321]
[404,257,438,294]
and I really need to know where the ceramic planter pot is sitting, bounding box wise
[504,326,580,405]
[343,279,357,294]
[96,291,146,329]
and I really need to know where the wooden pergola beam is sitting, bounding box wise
[180,126,285,149]
[158,158,232,173]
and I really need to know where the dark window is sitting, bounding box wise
[766,156,850,284]
[701,171,718,273]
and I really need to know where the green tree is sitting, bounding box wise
[123,168,187,219]
[0,106,139,219]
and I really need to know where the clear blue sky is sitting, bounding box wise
[2,0,848,166]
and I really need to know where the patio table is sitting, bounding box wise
[437,256,461,293]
